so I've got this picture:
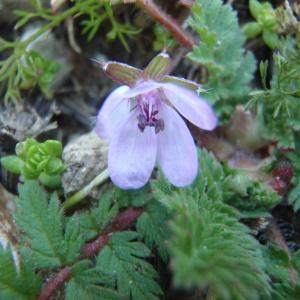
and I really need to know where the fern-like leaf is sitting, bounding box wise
[136,200,170,261]
[97,231,162,300]
[0,247,41,300]
[78,192,119,241]
[16,181,84,268]
[152,151,272,299]
[188,0,256,121]
[65,260,120,300]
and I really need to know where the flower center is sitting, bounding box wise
[136,92,164,134]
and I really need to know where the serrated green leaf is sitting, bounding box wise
[97,231,162,300]
[78,191,119,241]
[292,249,300,273]
[288,182,300,212]
[16,181,84,268]
[65,260,119,300]
[0,247,41,300]
[152,150,272,299]
[248,41,300,148]
[137,201,170,261]
[188,0,256,121]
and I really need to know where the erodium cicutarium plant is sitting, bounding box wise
[95,53,217,189]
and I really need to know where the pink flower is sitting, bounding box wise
[95,53,217,189]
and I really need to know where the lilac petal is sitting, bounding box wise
[108,112,157,189]
[95,86,130,139]
[157,104,198,187]
[162,83,217,131]
[122,81,164,99]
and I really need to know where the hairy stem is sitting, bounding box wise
[179,0,195,8]
[38,207,144,300]
[136,0,196,50]
[37,267,71,300]
[62,168,110,210]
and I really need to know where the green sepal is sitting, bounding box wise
[243,22,262,38]
[0,155,23,174]
[144,52,170,79]
[160,75,199,91]
[103,62,143,86]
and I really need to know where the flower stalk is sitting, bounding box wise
[136,0,196,49]
[62,168,109,210]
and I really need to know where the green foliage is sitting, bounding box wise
[286,148,300,211]
[262,244,300,300]
[78,1,139,50]
[65,260,119,300]
[152,24,176,51]
[249,43,300,148]
[0,247,41,300]
[152,150,272,299]
[1,138,65,189]
[0,0,138,102]
[0,44,60,102]
[227,174,280,218]
[114,185,153,208]
[153,150,279,219]
[292,249,300,273]
[97,231,162,300]
[19,51,60,98]
[16,181,84,268]
[288,182,300,212]
[13,181,162,299]
[243,0,280,49]
[136,200,170,261]
[188,0,256,121]
[78,191,119,241]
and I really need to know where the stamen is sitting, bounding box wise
[155,119,165,134]
[136,92,165,133]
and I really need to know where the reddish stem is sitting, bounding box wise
[136,0,196,50]
[178,0,195,8]
[80,235,110,260]
[38,207,144,300]
[38,267,71,300]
